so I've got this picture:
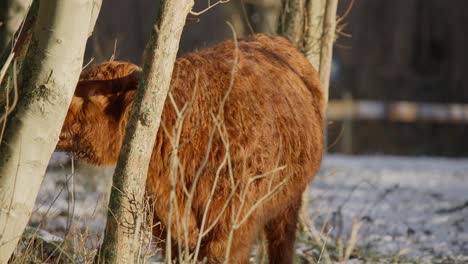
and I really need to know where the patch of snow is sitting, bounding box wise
[34,154,468,261]
[310,154,468,258]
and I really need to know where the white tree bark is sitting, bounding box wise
[279,0,338,230]
[98,0,193,263]
[280,0,338,107]
[278,0,306,48]
[302,0,338,227]
[316,0,338,106]
[304,0,326,70]
[0,0,101,262]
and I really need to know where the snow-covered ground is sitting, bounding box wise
[32,154,468,262]
[311,155,468,261]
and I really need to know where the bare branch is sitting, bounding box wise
[190,0,230,16]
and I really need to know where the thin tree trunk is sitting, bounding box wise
[279,0,338,230]
[98,0,193,263]
[242,0,281,33]
[304,0,326,71]
[279,0,337,106]
[0,0,101,262]
[300,0,325,233]
[0,0,32,53]
[278,0,306,48]
[302,0,338,229]
[317,0,338,106]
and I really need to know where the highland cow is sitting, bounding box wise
[57,34,324,264]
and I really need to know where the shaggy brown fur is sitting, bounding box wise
[57,34,324,264]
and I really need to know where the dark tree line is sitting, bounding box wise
[332,0,468,103]
[327,0,468,156]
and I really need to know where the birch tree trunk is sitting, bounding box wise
[280,0,337,106]
[0,0,101,262]
[98,0,193,263]
[279,0,338,229]
[303,0,326,72]
[278,0,306,48]
[316,0,338,106]
[0,0,32,53]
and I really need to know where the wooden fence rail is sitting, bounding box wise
[327,100,468,123]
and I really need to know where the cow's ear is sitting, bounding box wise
[74,70,141,97]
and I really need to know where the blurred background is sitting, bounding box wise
[2,1,466,260]
[84,0,468,157]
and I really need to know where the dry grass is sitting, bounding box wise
[11,157,427,264]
